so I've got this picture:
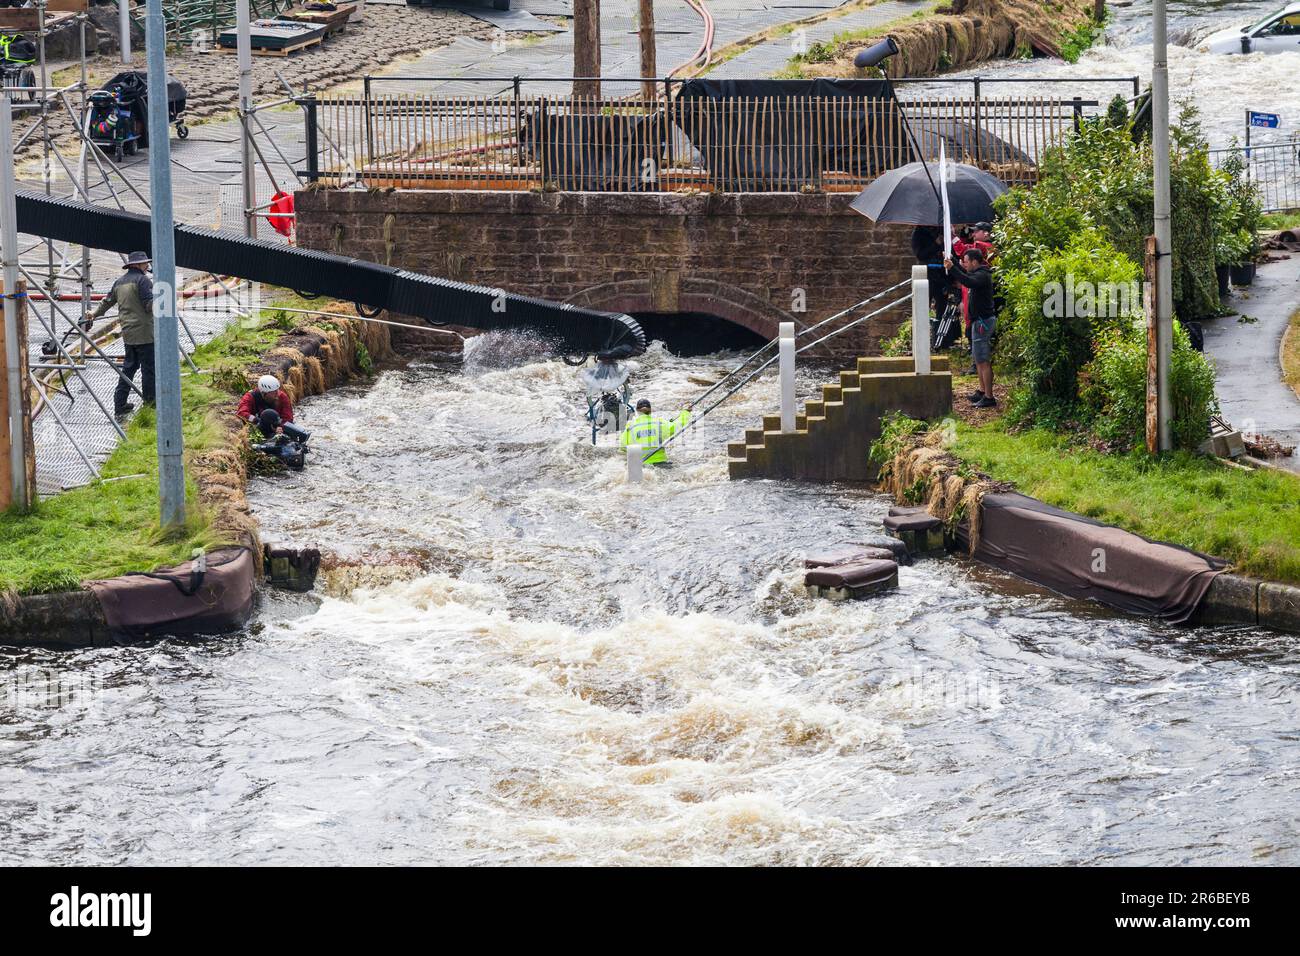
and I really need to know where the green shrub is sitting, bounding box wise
[999,229,1140,408]
[881,321,912,357]
[1080,321,1218,451]
[354,340,374,376]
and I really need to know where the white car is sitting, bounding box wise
[1201,4,1300,54]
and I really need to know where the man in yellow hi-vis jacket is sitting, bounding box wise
[620,398,690,465]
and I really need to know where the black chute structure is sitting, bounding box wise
[15,190,646,356]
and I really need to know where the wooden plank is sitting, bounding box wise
[212,34,324,57]
[1145,234,1159,455]
[0,10,42,31]
[46,0,89,12]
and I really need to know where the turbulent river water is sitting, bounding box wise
[4,2,1300,866]
[3,338,1298,865]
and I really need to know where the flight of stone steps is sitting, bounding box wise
[727,355,952,482]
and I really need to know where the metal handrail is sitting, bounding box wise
[686,278,912,411]
[642,290,915,462]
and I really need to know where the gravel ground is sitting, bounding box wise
[16,6,498,161]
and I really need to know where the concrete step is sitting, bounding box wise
[857,354,951,374]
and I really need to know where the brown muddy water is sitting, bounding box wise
[2,337,1297,865]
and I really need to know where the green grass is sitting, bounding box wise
[0,300,304,595]
[952,420,1300,585]
[1284,308,1300,401]
[0,386,227,595]
[1261,211,1300,231]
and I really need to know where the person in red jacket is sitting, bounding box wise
[237,374,295,437]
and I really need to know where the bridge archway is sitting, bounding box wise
[568,278,793,354]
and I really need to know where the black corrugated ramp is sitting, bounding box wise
[16,190,645,356]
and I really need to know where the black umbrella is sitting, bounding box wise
[850,161,1009,226]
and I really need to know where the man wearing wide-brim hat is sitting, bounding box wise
[88,250,155,417]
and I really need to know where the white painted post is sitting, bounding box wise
[626,444,643,483]
[911,264,931,375]
[779,320,796,433]
[119,0,132,65]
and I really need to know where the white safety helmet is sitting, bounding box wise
[258,375,280,394]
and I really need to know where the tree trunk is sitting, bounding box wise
[1094,0,1106,22]
[639,0,657,100]
[574,0,601,99]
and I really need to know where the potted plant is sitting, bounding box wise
[1213,234,1237,297]
[1230,227,1257,286]
[1217,228,1251,289]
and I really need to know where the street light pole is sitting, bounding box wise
[1,94,31,512]
[145,0,185,528]
[1151,0,1173,452]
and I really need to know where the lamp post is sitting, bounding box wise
[1151,0,1173,452]
[145,0,185,528]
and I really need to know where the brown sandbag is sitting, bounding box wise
[804,544,898,569]
[86,546,255,639]
[956,493,1226,625]
[883,512,943,535]
[805,558,899,589]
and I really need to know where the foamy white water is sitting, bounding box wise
[4,336,1291,866]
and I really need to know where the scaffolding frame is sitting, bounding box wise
[4,0,260,494]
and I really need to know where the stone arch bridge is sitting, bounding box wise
[295,190,916,354]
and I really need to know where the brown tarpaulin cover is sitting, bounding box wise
[957,493,1226,624]
[87,547,255,639]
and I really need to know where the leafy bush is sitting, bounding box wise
[869,411,928,465]
[999,229,1140,408]
[1080,321,1218,451]
[994,103,1235,325]
[881,321,912,357]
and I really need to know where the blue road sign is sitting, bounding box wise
[1250,111,1282,129]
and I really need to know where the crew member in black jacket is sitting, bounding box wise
[945,247,997,408]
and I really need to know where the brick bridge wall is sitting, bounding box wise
[294,190,917,354]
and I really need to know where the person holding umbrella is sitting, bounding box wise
[945,246,997,409]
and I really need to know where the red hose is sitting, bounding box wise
[669,0,716,80]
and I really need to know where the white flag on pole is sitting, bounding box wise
[940,141,953,258]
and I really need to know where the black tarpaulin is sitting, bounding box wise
[955,492,1226,624]
[673,78,909,191]
[521,108,671,192]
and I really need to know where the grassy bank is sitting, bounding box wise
[950,419,1300,585]
[1284,308,1300,402]
[0,303,302,596]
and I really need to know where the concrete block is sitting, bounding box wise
[1259,582,1300,634]
[1192,573,1259,627]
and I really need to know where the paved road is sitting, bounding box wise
[1202,255,1300,473]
